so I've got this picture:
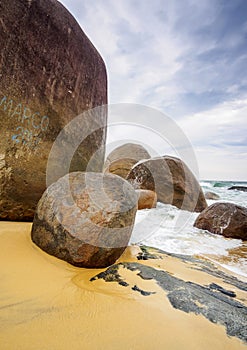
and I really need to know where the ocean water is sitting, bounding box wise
[131,180,247,279]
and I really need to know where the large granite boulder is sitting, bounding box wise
[0,0,107,221]
[205,191,220,200]
[31,172,138,268]
[104,143,150,179]
[194,202,247,240]
[126,156,207,212]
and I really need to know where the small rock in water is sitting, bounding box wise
[136,189,157,210]
[205,191,220,200]
[194,202,247,240]
[31,172,138,268]
[228,186,247,192]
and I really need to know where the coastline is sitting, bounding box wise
[0,222,246,350]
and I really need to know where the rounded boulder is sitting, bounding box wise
[127,156,207,212]
[31,172,138,268]
[205,192,220,200]
[104,143,150,179]
[136,189,157,210]
[194,202,247,240]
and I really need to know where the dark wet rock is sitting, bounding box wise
[137,246,161,260]
[92,261,247,342]
[205,191,220,200]
[195,265,247,293]
[194,202,247,240]
[90,264,129,286]
[104,143,150,179]
[127,156,207,212]
[90,263,155,296]
[132,285,156,296]
[119,281,129,287]
[137,255,149,261]
[31,172,138,268]
[136,189,157,210]
[0,0,107,221]
[228,186,247,192]
[208,283,236,298]
[137,246,247,292]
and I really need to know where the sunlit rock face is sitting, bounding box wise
[0,0,107,220]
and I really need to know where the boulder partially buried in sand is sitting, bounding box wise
[104,143,151,179]
[194,202,247,240]
[0,0,107,220]
[31,172,138,268]
[127,156,207,212]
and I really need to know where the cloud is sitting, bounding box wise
[59,0,247,180]
[178,96,247,179]
[60,0,247,112]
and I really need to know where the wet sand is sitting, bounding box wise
[205,244,247,280]
[0,222,246,350]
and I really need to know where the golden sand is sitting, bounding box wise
[0,222,246,350]
[130,247,247,303]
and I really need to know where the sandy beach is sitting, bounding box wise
[1,1,247,349]
[0,222,246,350]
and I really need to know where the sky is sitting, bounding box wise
[59,0,247,181]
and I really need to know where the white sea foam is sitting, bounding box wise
[199,181,213,188]
[211,261,247,279]
[131,181,247,278]
[131,203,242,256]
[200,180,247,207]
